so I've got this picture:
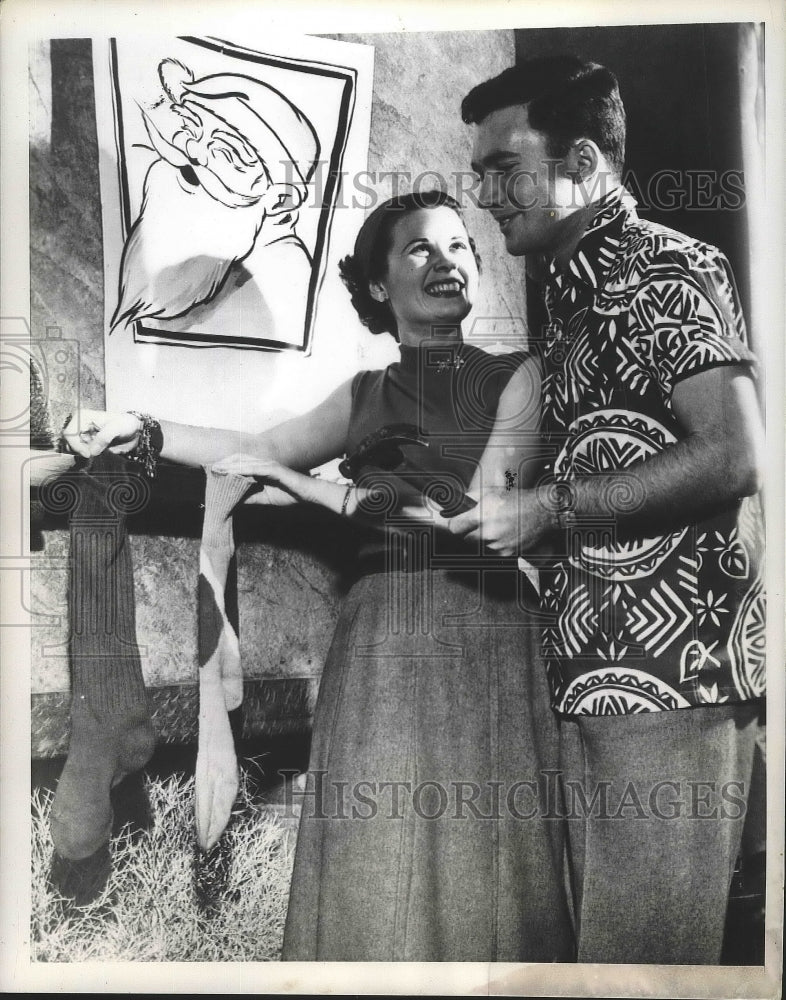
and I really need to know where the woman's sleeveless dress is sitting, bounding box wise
[281,341,574,961]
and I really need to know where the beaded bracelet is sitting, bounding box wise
[340,483,354,516]
[126,411,163,479]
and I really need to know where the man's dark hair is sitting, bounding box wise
[461,55,626,176]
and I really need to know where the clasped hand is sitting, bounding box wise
[61,409,141,458]
[444,487,555,557]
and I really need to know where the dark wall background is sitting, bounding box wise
[515,22,763,337]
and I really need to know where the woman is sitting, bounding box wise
[64,190,573,962]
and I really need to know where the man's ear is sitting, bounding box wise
[369,280,388,303]
[261,182,305,216]
[566,139,600,184]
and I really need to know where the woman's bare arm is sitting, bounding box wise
[62,379,355,472]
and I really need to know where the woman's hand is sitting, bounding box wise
[212,454,314,507]
[61,409,142,459]
[397,489,478,530]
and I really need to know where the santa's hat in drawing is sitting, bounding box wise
[143,58,321,208]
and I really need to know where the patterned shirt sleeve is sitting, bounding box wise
[627,246,758,404]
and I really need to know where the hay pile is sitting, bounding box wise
[31,773,295,962]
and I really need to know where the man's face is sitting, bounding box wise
[471,105,582,258]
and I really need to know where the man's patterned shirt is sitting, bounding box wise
[537,188,765,716]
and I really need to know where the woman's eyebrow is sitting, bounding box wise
[398,234,468,252]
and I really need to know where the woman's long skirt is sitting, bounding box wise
[281,567,574,961]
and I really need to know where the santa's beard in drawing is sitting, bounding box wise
[110,59,319,334]
[112,159,267,327]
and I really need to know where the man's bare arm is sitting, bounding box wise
[448,365,763,555]
[467,354,544,494]
[570,365,763,532]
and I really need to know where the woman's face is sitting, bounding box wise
[372,206,479,338]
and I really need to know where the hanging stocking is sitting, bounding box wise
[195,468,250,852]
[48,452,156,904]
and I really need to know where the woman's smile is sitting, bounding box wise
[424,277,465,297]
[373,205,479,340]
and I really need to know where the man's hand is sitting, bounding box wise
[446,488,556,557]
[61,409,142,459]
[447,367,764,551]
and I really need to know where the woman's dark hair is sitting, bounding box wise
[461,55,626,177]
[339,189,481,338]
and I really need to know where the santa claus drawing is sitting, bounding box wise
[112,57,321,347]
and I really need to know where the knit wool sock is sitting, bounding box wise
[50,452,156,865]
[195,468,250,851]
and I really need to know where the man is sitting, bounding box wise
[451,56,766,964]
